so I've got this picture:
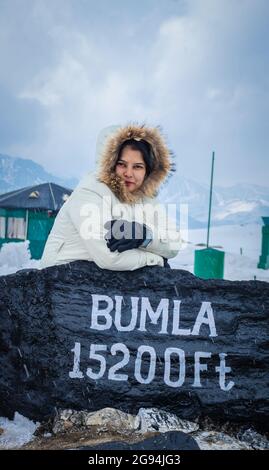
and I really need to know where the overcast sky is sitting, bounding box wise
[0,0,268,187]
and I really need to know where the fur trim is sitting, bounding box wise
[98,123,175,204]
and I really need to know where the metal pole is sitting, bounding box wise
[206,151,215,248]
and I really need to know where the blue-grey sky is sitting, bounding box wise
[0,0,268,186]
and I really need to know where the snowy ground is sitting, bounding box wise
[0,240,40,277]
[0,413,39,449]
[0,223,267,282]
[170,223,269,282]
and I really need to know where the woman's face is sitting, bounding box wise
[115,146,146,192]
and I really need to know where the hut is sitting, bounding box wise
[0,182,72,259]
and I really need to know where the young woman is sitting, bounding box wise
[40,124,181,270]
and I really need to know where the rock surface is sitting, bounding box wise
[0,261,268,430]
[19,407,269,451]
[79,431,200,450]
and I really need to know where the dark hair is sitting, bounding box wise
[117,139,154,176]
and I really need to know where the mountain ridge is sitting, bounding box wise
[0,153,268,227]
[0,153,78,193]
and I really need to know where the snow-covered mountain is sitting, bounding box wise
[161,174,269,227]
[0,154,78,193]
[0,153,268,226]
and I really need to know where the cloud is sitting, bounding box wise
[0,0,268,186]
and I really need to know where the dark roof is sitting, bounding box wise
[0,182,73,211]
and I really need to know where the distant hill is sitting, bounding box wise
[0,153,78,193]
[161,175,269,227]
[0,153,268,227]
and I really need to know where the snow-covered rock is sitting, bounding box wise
[52,408,140,436]
[138,407,199,434]
[193,431,250,450]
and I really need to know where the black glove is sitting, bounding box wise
[104,219,147,253]
[162,257,171,268]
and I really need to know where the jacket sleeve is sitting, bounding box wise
[67,187,164,271]
[139,200,181,259]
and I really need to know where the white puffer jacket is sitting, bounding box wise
[41,124,181,271]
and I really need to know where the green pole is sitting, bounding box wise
[206,151,215,248]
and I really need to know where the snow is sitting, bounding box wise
[0,241,40,276]
[0,412,39,449]
[170,223,269,282]
[0,224,268,282]
[215,201,258,220]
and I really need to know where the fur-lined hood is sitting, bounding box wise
[97,124,175,204]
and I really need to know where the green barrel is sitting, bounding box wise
[258,217,269,269]
[194,247,225,279]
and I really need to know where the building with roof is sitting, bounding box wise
[0,182,72,259]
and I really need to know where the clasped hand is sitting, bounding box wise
[104,219,147,253]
